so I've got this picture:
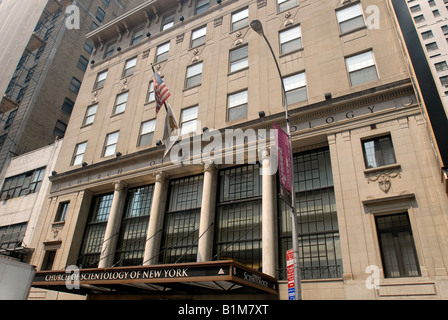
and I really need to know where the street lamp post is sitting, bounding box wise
[250,19,302,300]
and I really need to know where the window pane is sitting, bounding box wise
[114,185,154,267]
[376,214,421,278]
[215,164,262,270]
[349,66,378,86]
[346,51,375,72]
[161,176,204,264]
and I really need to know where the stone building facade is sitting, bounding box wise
[29,0,448,299]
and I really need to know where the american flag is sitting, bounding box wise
[153,72,171,115]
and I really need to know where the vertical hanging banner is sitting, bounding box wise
[273,122,293,208]
[287,249,295,300]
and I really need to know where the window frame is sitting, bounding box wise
[103,131,119,158]
[113,91,129,115]
[185,62,203,89]
[345,50,379,86]
[138,119,156,147]
[191,25,207,48]
[94,70,108,90]
[229,44,249,73]
[155,42,170,63]
[83,104,98,127]
[336,3,366,34]
[72,141,87,166]
[227,90,248,122]
[283,71,308,105]
[279,24,303,56]
[361,134,397,169]
[231,7,249,32]
[122,57,137,78]
[180,106,199,135]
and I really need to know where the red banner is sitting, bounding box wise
[273,122,293,208]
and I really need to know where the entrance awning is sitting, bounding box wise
[32,260,278,297]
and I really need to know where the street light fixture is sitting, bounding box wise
[250,19,302,300]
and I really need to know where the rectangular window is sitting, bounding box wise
[155,42,170,63]
[41,251,56,271]
[181,106,198,135]
[336,3,366,34]
[160,175,204,264]
[413,14,425,23]
[229,45,248,73]
[345,51,378,86]
[421,30,434,39]
[77,55,89,71]
[440,75,448,86]
[376,213,421,278]
[138,120,156,147]
[228,90,248,121]
[114,185,154,267]
[1,168,46,200]
[72,142,87,166]
[53,120,67,137]
[435,61,448,72]
[191,26,207,48]
[84,40,94,54]
[215,165,262,270]
[425,41,439,51]
[362,135,397,169]
[196,0,209,14]
[231,8,249,31]
[162,12,175,31]
[279,25,303,55]
[69,77,81,94]
[278,0,298,12]
[55,202,70,222]
[83,104,98,126]
[78,194,114,268]
[103,42,116,59]
[283,72,307,104]
[185,62,203,88]
[0,223,27,250]
[94,70,108,90]
[95,7,106,23]
[62,98,74,115]
[279,148,342,280]
[103,132,119,157]
[113,92,128,115]
[147,81,155,103]
[131,28,144,45]
[123,57,137,77]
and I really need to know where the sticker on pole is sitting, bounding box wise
[287,248,295,300]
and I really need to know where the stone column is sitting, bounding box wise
[197,161,218,262]
[143,171,169,265]
[262,148,278,277]
[98,181,128,269]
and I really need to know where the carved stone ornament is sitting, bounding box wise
[366,167,401,194]
[52,224,64,239]
[155,171,168,183]
[203,160,217,173]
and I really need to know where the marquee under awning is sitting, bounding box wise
[32,260,278,297]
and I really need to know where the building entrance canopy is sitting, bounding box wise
[32,260,278,297]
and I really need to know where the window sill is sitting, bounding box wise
[227,67,249,77]
[52,221,65,227]
[279,47,304,60]
[363,163,401,175]
[339,26,367,38]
